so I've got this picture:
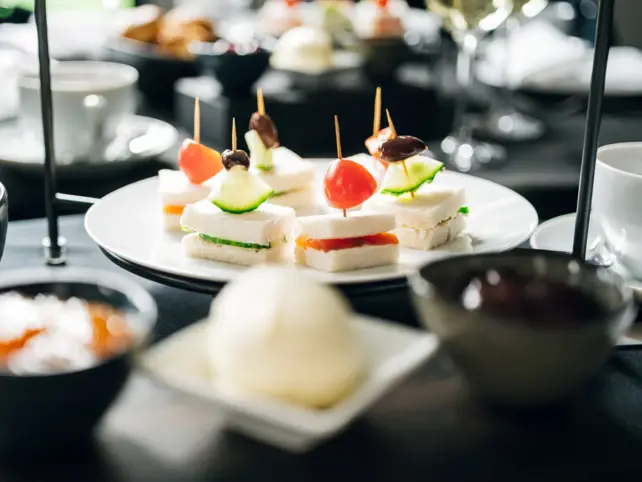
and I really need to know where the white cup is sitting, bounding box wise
[18,61,138,163]
[593,142,642,278]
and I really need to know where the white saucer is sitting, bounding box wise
[530,213,642,294]
[85,160,539,286]
[0,115,178,177]
[140,316,438,453]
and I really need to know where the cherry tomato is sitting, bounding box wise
[376,0,389,8]
[178,139,223,185]
[324,158,377,210]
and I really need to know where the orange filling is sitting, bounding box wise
[163,204,185,216]
[0,329,45,359]
[296,232,399,253]
[0,302,133,366]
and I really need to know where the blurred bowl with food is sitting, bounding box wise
[410,250,636,408]
[190,38,271,97]
[106,5,218,109]
[0,268,156,456]
[269,25,362,89]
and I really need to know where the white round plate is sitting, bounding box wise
[86,161,538,285]
[530,213,642,293]
[0,115,178,177]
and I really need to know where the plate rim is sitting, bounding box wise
[86,164,539,286]
[0,115,178,170]
[529,212,642,293]
[529,212,577,250]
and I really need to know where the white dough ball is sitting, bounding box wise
[270,26,334,73]
[208,266,365,408]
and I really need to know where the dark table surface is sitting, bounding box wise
[4,215,642,481]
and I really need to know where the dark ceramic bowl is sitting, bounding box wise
[190,40,270,97]
[105,37,199,111]
[409,250,636,408]
[0,182,8,265]
[0,268,156,457]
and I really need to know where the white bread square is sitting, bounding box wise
[295,244,399,272]
[363,186,466,230]
[265,184,316,209]
[296,211,396,240]
[161,212,182,231]
[158,169,213,206]
[182,234,291,266]
[256,148,316,193]
[181,200,295,245]
[394,213,466,250]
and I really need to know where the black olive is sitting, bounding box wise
[222,149,250,170]
[249,113,279,148]
[379,136,427,163]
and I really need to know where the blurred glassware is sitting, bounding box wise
[476,0,547,142]
[427,0,513,172]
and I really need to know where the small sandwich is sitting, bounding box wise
[181,120,295,266]
[295,211,398,272]
[181,200,294,266]
[362,110,468,250]
[245,89,316,210]
[159,98,222,231]
[158,169,213,231]
[364,185,468,250]
[295,115,399,272]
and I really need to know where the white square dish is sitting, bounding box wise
[139,315,438,453]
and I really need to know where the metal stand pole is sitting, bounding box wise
[34,0,67,265]
[572,0,614,261]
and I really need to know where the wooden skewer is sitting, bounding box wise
[334,115,347,218]
[385,109,396,138]
[257,88,266,116]
[232,118,237,152]
[373,87,381,137]
[334,115,343,159]
[194,97,200,144]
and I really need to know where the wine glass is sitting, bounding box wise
[477,0,548,142]
[427,0,514,172]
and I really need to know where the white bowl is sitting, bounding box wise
[139,315,438,452]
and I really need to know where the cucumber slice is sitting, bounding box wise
[380,156,444,196]
[210,166,274,214]
[199,234,271,250]
[245,129,274,171]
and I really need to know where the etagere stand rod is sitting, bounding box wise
[34,0,98,266]
[34,0,613,267]
[572,0,614,261]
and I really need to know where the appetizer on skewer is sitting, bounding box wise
[363,111,468,251]
[364,87,394,177]
[181,119,295,266]
[245,89,316,210]
[354,0,405,40]
[159,98,223,231]
[295,116,399,272]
